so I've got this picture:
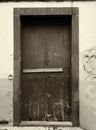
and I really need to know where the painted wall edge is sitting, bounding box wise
[0,0,96,2]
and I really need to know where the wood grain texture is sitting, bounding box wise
[71,14,79,126]
[14,8,78,16]
[21,21,46,69]
[14,15,21,126]
[21,74,46,121]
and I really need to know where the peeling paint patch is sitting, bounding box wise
[81,47,96,80]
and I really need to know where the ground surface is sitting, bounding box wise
[0,127,84,130]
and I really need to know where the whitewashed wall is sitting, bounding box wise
[0,2,96,130]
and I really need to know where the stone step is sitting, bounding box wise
[0,127,84,130]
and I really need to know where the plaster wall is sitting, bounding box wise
[0,2,96,130]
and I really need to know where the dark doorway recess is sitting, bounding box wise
[14,8,79,127]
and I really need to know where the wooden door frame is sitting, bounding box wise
[14,7,79,126]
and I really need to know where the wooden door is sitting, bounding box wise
[21,16,71,121]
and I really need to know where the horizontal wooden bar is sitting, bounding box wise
[23,68,63,73]
[21,121,72,127]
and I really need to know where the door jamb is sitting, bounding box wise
[14,7,79,126]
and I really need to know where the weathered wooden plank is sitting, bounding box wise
[14,8,78,16]
[46,75,71,121]
[71,102,79,126]
[13,60,21,126]
[72,14,79,62]
[21,21,46,69]
[71,63,79,103]
[21,74,46,121]
[23,68,63,73]
[71,12,79,126]
[14,12,21,126]
[14,15,21,60]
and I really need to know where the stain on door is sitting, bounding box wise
[21,16,71,121]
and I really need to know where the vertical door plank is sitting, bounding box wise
[46,17,71,121]
[47,74,71,121]
[47,18,71,74]
[47,25,63,68]
[21,74,46,121]
[21,17,47,121]
[29,75,46,121]
[21,19,46,69]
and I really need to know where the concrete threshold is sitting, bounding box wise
[0,127,84,130]
[21,121,72,127]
